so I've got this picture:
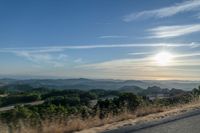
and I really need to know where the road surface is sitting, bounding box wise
[103,109,200,133]
[0,100,44,112]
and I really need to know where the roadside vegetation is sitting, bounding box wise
[0,85,200,133]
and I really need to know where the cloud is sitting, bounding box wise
[196,12,200,19]
[80,58,149,70]
[189,42,200,48]
[14,51,68,67]
[2,43,195,68]
[57,54,68,60]
[78,56,200,80]
[148,24,200,38]
[74,58,84,63]
[99,35,128,39]
[123,0,200,21]
[80,51,200,70]
[0,43,193,54]
[128,52,152,56]
[175,52,200,58]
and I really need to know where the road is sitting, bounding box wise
[103,109,200,133]
[0,100,44,112]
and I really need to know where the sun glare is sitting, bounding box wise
[154,51,173,66]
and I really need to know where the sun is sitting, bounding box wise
[154,51,173,66]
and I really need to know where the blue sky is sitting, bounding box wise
[1,0,200,80]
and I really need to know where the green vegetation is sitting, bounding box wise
[0,93,41,107]
[0,85,199,133]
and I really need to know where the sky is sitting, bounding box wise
[0,0,200,80]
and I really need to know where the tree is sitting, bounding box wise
[118,93,141,111]
[192,86,200,98]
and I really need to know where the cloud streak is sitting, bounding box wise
[1,43,199,69]
[0,43,196,54]
[174,53,200,58]
[78,56,200,80]
[80,56,200,74]
[80,51,200,71]
[148,24,200,38]
[99,35,128,39]
[128,52,152,56]
[14,51,68,67]
[197,12,200,19]
[123,0,200,21]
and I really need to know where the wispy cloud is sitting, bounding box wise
[14,51,68,67]
[123,0,200,21]
[0,43,195,54]
[175,52,200,58]
[148,24,200,38]
[128,52,152,56]
[0,42,199,68]
[80,55,200,72]
[74,58,84,63]
[196,12,200,19]
[78,56,200,80]
[99,35,128,39]
[189,42,200,48]
[80,50,200,70]
[80,58,149,70]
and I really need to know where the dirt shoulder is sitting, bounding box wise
[76,101,200,133]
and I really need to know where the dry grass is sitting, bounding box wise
[135,105,166,117]
[77,99,200,133]
[0,112,137,133]
[1,99,200,133]
[40,112,137,133]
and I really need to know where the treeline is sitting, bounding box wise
[0,86,200,124]
[0,89,139,122]
[0,93,41,107]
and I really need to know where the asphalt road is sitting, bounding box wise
[103,109,200,133]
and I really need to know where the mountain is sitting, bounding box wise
[0,78,199,91]
[139,86,169,95]
[169,88,185,96]
[0,78,17,85]
[119,86,143,94]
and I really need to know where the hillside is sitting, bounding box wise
[0,78,199,91]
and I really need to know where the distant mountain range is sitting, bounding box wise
[118,85,186,96]
[0,78,199,91]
